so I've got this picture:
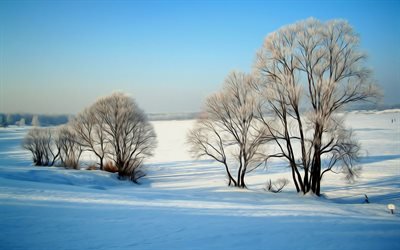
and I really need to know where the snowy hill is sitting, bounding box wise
[0,111,399,250]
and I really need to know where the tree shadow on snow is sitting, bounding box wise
[323,174,400,205]
[358,154,400,164]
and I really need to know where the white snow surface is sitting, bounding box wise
[0,111,399,250]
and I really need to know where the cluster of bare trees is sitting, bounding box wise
[23,125,82,169]
[188,18,380,195]
[23,128,60,166]
[23,93,157,183]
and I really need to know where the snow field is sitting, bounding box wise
[0,111,399,250]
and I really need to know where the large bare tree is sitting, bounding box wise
[254,18,380,195]
[188,71,268,188]
[93,93,157,182]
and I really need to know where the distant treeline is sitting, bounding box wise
[1,103,399,127]
[347,103,400,111]
[147,112,200,121]
[0,113,70,127]
[0,112,200,127]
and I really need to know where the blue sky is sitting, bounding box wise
[0,0,399,114]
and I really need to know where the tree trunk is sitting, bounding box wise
[304,167,310,193]
[310,122,322,196]
[311,153,321,196]
[290,161,305,193]
[224,163,237,187]
[291,164,300,192]
[316,174,321,196]
[99,157,104,171]
[240,167,246,188]
[237,160,243,188]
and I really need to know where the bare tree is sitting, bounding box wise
[254,18,380,195]
[22,127,60,166]
[93,93,157,182]
[187,71,268,188]
[6,114,13,127]
[188,117,237,186]
[72,107,108,170]
[266,178,289,193]
[0,114,5,127]
[56,125,83,169]
[31,115,40,127]
[18,118,25,127]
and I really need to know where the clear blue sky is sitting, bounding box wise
[1,0,399,114]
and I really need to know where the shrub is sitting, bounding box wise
[103,162,118,173]
[86,165,99,171]
[265,178,289,193]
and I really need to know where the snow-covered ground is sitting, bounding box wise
[0,111,399,250]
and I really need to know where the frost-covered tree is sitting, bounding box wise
[6,114,13,126]
[22,127,60,166]
[91,93,157,182]
[31,115,40,127]
[187,72,268,188]
[0,114,5,127]
[254,18,380,195]
[18,118,25,127]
